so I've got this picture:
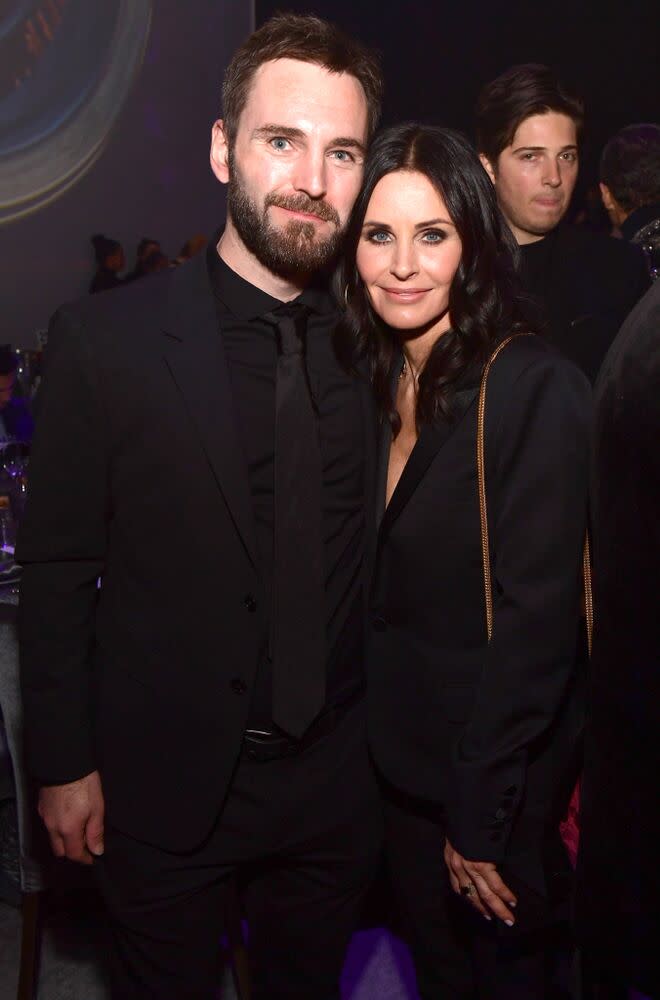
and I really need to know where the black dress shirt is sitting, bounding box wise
[207,245,365,731]
[518,223,649,382]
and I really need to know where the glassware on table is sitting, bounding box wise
[0,496,16,556]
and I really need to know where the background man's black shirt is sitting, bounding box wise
[207,245,365,731]
[518,223,650,383]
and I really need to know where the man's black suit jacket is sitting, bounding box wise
[367,336,591,894]
[17,254,378,852]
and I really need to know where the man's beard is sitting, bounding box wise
[227,153,344,280]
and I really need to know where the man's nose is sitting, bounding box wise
[543,159,562,187]
[292,151,327,199]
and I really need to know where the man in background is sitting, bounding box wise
[476,64,649,382]
[600,122,660,280]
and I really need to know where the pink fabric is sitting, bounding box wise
[559,780,581,868]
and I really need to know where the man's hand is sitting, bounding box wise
[444,838,517,925]
[38,770,105,865]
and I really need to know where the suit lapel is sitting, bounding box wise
[378,385,479,541]
[161,255,258,569]
[355,361,380,572]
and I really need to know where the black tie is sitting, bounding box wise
[265,304,326,738]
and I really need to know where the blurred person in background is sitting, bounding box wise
[576,278,660,1000]
[476,65,649,383]
[0,348,33,444]
[89,234,125,293]
[171,233,208,266]
[600,123,660,280]
[125,237,162,282]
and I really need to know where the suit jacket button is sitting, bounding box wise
[372,616,387,632]
[243,594,257,613]
[495,807,507,820]
[231,678,247,695]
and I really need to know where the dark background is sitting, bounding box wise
[2,1,253,347]
[256,1,659,193]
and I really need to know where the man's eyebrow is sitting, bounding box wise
[512,144,578,153]
[331,137,367,155]
[252,125,305,141]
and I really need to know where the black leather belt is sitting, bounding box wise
[241,690,363,763]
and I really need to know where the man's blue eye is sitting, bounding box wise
[271,138,290,150]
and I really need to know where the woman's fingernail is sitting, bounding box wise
[505,919,514,927]
[483,914,492,921]
[509,900,517,907]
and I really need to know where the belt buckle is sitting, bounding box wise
[243,729,296,762]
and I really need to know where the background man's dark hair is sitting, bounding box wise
[221,13,383,146]
[599,123,660,213]
[476,63,584,163]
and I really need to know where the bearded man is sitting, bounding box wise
[17,15,383,999]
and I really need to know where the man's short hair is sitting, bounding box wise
[476,63,584,164]
[600,123,660,214]
[221,13,383,146]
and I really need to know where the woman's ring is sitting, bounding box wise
[460,882,476,897]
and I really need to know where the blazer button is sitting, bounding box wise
[372,616,387,632]
[243,594,257,613]
[495,807,507,820]
[231,678,247,695]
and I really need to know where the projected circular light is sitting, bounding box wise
[0,0,152,226]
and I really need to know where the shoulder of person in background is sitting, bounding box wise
[553,222,650,304]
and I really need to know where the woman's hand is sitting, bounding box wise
[444,838,517,925]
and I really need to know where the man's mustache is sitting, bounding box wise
[265,193,340,226]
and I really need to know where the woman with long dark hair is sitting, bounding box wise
[338,124,591,998]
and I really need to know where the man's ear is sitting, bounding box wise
[210,119,230,184]
[479,152,496,185]
[599,182,615,213]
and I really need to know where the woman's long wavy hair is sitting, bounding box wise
[335,123,532,435]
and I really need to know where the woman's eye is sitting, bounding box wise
[270,137,291,151]
[367,230,392,243]
[422,230,445,243]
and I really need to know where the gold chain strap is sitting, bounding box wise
[477,335,593,653]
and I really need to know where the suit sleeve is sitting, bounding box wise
[17,307,108,785]
[446,355,591,862]
[620,242,651,319]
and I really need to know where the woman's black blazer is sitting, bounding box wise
[367,335,591,892]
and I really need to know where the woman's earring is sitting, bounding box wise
[344,285,350,307]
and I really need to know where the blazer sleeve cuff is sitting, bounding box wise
[446,750,526,862]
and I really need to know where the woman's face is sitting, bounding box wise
[356,169,462,336]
